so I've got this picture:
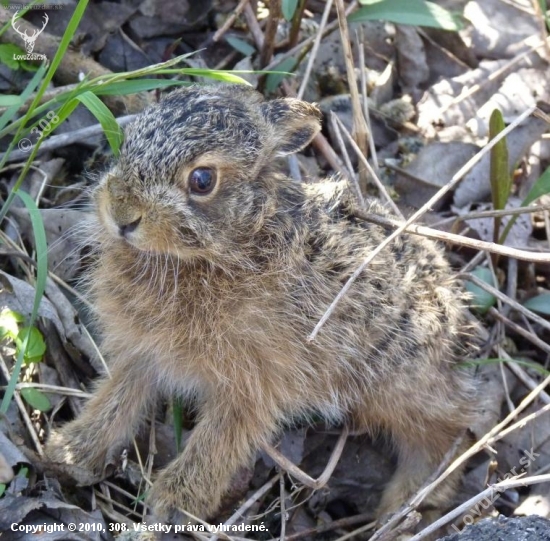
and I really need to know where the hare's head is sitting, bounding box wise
[94,85,321,263]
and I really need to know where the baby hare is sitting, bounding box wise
[46,85,478,522]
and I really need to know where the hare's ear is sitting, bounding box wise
[260,98,321,156]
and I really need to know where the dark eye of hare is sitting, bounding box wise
[189,168,216,195]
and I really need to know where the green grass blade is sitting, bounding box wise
[461,357,550,376]
[76,91,123,156]
[177,69,251,84]
[499,165,550,244]
[173,397,184,454]
[93,79,191,96]
[0,62,47,157]
[351,0,463,31]
[522,165,550,207]
[489,109,511,243]
[0,190,48,414]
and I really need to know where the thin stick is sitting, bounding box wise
[308,106,538,341]
[212,0,251,42]
[11,383,92,398]
[279,473,287,541]
[489,307,550,356]
[0,115,136,163]
[410,474,550,541]
[333,114,402,217]
[244,3,264,50]
[357,28,379,172]
[437,37,548,116]
[261,426,348,489]
[262,1,358,73]
[330,114,364,206]
[335,0,369,192]
[297,0,334,100]
[260,0,281,67]
[0,353,43,455]
[357,211,550,262]
[210,474,280,541]
[462,272,550,333]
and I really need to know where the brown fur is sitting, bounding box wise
[46,85,479,521]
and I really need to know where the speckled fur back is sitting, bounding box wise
[46,85,480,526]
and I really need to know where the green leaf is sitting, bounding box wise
[499,166,550,244]
[0,43,26,70]
[282,0,299,21]
[523,293,550,316]
[93,79,191,96]
[489,109,510,211]
[489,109,510,243]
[0,191,48,414]
[20,388,51,412]
[522,166,550,207]
[265,57,298,93]
[0,95,22,107]
[351,0,463,31]
[76,91,123,156]
[15,326,46,364]
[225,36,256,56]
[180,69,251,84]
[173,397,184,454]
[461,358,550,376]
[0,309,24,340]
[465,267,497,314]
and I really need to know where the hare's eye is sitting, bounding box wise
[189,168,216,195]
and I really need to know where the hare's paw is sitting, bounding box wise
[45,422,110,482]
[150,466,219,522]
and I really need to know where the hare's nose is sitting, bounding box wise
[118,216,142,238]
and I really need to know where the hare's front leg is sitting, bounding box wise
[46,363,153,479]
[150,398,278,520]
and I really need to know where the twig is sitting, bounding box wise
[489,307,550,356]
[262,1,358,73]
[297,0,334,100]
[436,37,548,116]
[282,81,348,174]
[335,0,370,192]
[261,426,348,489]
[260,0,281,67]
[279,473,286,541]
[368,436,465,541]
[307,105,537,341]
[357,27,379,172]
[330,113,363,205]
[409,474,550,540]
[332,114,402,217]
[412,371,550,509]
[265,513,375,541]
[244,3,264,50]
[210,474,280,541]
[0,115,136,163]
[462,272,550,333]
[212,0,251,42]
[356,211,550,262]
[0,353,43,455]
[11,383,92,398]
